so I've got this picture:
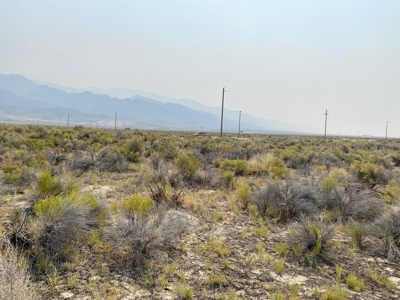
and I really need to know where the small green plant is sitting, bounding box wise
[275,243,288,258]
[141,271,156,287]
[237,184,250,209]
[254,217,268,237]
[380,277,395,292]
[275,259,284,274]
[163,262,178,275]
[223,171,234,189]
[158,274,168,288]
[289,284,300,299]
[245,255,254,265]
[121,194,154,217]
[369,268,396,293]
[316,165,327,174]
[345,222,366,249]
[222,259,231,269]
[320,176,340,194]
[270,290,284,300]
[67,277,78,289]
[203,239,231,257]
[205,272,225,286]
[36,255,52,273]
[47,267,59,288]
[256,241,266,259]
[335,264,343,285]
[321,287,349,300]
[346,273,365,292]
[87,230,102,249]
[173,283,194,299]
[242,227,249,239]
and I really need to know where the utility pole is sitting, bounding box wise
[238,110,242,138]
[115,112,117,130]
[324,109,328,140]
[67,114,69,127]
[220,87,225,138]
[386,121,388,139]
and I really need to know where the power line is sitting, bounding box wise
[0,41,222,88]
[227,89,324,112]
[0,42,337,113]
[0,43,393,128]
[0,48,221,91]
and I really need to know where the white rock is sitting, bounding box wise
[60,291,74,299]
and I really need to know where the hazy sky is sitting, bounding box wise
[1,1,400,137]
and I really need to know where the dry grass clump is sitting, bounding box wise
[369,206,400,261]
[145,157,185,207]
[70,150,95,172]
[251,180,317,221]
[321,187,383,223]
[32,191,105,260]
[95,146,127,172]
[109,206,192,266]
[287,215,336,266]
[0,242,37,300]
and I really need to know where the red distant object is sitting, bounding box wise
[195,132,208,136]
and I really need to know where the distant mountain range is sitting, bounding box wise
[0,74,317,133]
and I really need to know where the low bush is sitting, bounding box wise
[220,159,247,176]
[34,169,64,199]
[320,176,341,194]
[322,187,383,223]
[70,151,95,172]
[32,192,104,260]
[383,179,400,203]
[346,222,366,249]
[287,215,336,266]
[246,153,288,178]
[47,150,68,166]
[328,168,348,183]
[95,146,127,172]
[251,180,317,221]
[0,242,37,300]
[369,206,400,261]
[109,206,191,266]
[351,161,388,185]
[175,150,202,180]
[124,136,144,163]
[145,158,185,207]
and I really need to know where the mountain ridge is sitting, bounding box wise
[0,74,317,133]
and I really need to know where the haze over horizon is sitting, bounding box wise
[1,1,400,137]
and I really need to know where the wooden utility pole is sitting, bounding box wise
[324,110,328,140]
[115,112,117,130]
[220,87,225,138]
[67,114,69,127]
[238,110,242,138]
[386,121,388,139]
